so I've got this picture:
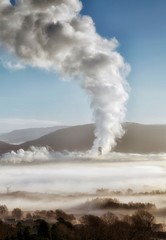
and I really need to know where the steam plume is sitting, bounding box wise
[0,0,130,154]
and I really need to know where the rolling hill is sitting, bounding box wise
[1,123,166,155]
[20,123,166,154]
[20,124,95,152]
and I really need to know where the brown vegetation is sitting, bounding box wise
[0,203,164,240]
[0,209,165,240]
[79,197,156,211]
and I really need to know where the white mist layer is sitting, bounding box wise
[0,0,130,154]
[1,147,166,192]
[0,148,166,211]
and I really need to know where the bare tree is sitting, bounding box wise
[12,208,23,220]
[101,212,118,225]
[0,205,8,219]
[131,210,155,240]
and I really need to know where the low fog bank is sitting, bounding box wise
[0,148,166,193]
[0,147,166,222]
[1,146,166,164]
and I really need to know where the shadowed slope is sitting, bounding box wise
[21,123,166,154]
[115,123,166,153]
[0,141,19,155]
[21,124,95,152]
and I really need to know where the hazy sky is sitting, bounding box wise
[1,0,166,132]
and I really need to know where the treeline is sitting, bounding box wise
[0,198,156,221]
[80,198,156,210]
[0,210,165,240]
[96,188,166,196]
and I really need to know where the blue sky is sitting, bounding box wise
[1,0,166,132]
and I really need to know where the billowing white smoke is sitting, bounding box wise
[0,0,130,154]
[2,146,166,165]
[1,146,51,164]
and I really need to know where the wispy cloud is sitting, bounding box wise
[2,61,25,71]
[0,53,25,71]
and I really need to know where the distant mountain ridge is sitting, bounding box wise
[1,123,166,155]
[0,126,68,144]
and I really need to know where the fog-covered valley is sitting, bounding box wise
[0,150,166,223]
